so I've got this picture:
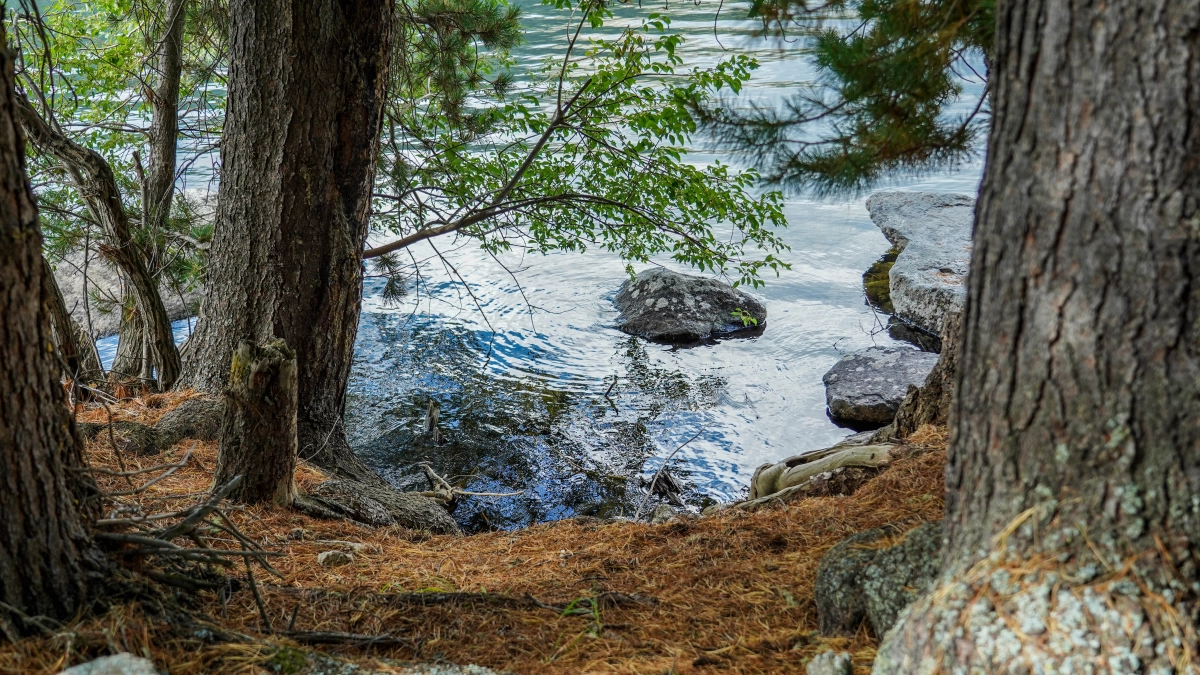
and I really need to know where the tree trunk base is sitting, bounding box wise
[213,339,298,506]
[874,547,1199,673]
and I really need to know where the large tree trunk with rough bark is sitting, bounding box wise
[874,0,1200,671]
[180,0,393,487]
[17,101,181,389]
[213,339,298,506]
[0,40,101,639]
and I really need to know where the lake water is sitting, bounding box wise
[343,0,986,530]
[98,1,984,531]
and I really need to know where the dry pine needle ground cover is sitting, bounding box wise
[1,394,946,675]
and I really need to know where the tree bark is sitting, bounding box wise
[0,39,101,639]
[145,0,187,238]
[109,2,187,385]
[17,101,181,389]
[42,256,104,384]
[110,289,147,380]
[213,340,297,506]
[875,0,1200,671]
[180,0,394,487]
[43,255,84,379]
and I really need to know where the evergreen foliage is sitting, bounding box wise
[700,0,993,195]
[8,0,225,315]
[17,0,789,321]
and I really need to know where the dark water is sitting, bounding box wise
[99,0,984,532]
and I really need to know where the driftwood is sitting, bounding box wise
[749,444,895,500]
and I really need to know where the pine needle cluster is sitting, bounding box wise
[700,0,994,195]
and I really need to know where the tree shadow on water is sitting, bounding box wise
[346,314,727,532]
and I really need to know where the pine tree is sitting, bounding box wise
[702,0,993,194]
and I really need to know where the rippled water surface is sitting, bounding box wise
[344,0,985,530]
[97,2,983,531]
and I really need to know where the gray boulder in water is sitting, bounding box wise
[822,346,938,428]
[613,268,766,342]
[866,192,974,336]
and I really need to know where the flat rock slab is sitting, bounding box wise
[866,192,974,336]
[50,250,202,338]
[823,346,938,428]
[614,268,766,342]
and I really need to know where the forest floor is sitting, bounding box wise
[0,391,946,675]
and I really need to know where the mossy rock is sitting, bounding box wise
[862,247,901,314]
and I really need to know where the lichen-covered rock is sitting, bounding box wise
[614,268,766,342]
[649,504,679,524]
[822,347,938,428]
[155,396,224,446]
[59,653,158,675]
[317,550,354,567]
[806,650,852,675]
[866,192,973,336]
[815,520,943,637]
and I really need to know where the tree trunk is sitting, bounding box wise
[110,290,146,380]
[213,340,297,505]
[17,100,181,389]
[180,0,394,487]
[43,255,84,379]
[110,2,187,385]
[43,256,104,384]
[875,0,1200,671]
[145,0,187,236]
[0,39,101,639]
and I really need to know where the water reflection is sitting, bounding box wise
[344,0,985,531]
[348,306,729,531]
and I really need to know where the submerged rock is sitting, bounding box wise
[866,192,973,336]
[822,346,938,429]
[815,520,943,637]
[613,268,766,342]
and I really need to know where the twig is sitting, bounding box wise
[209,509,284,578]
[86,447,191,476]
[633,427,707,520]
[156,475,242,541]
[244,556,272,633]
[100,401,134,487]
[103,444,194,496]
[282,631,410,647]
